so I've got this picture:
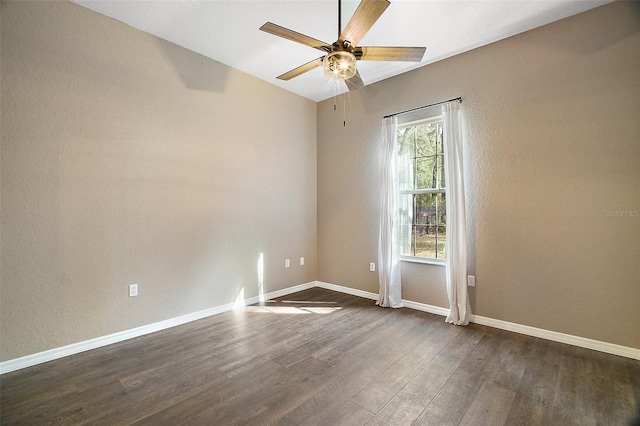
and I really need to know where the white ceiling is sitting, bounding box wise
[73,0,612,102]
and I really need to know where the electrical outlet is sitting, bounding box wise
[129,284,138,297]
[300,257,305,266]
[370,262,376,272]
[467,275,476,287]
[285,259,290,268]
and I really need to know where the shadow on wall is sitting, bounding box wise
[156,38,230,93]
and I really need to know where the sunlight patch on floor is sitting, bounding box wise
[245,305,343,315]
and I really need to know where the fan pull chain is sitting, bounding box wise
[343,92,347,127]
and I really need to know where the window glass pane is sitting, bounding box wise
[415,193,437,225]
[396,127,414,157]
[412,225,448,259]
[399,224,413,256]
[436,154,445,189]
[397,127,415,191]
[435,122,445,189]
[436,226,446,259]
[398,194,413,256]
[437,192,446,226]
[436,122,444,155]
[415,156,437,189]
[415,127,436,158]
[413,225,434,259]
[398,151,413,191]
[408,192,447,259]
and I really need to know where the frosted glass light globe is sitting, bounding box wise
[323,51,357,80]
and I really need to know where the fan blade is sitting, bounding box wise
[345,70,365,91]
[277,56,325,81]
[260,22,331,52]
[340,0,390,47]
[356,46,426,62]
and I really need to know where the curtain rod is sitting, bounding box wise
[383,97,462,119]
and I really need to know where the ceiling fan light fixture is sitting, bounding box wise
[260,0,424,91]
[323,51,357,80]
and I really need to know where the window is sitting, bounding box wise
[397,117,446,261]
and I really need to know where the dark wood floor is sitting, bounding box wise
[1,287,638,425]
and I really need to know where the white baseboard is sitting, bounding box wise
[468,314,640,360]
[239,281,317,307]
[316,281,379,301]
[2,280,638,374]
[401,299,451,317]
[264,281,317,300]
[315,281,640,361]
[315,281,451,317]
[0,281,317,375]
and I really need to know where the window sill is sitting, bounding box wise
[400,256,446,266]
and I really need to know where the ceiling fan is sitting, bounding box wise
[260,0,426,91]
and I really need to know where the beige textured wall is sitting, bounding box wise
[318,2,639,348]
[0,1,317,361]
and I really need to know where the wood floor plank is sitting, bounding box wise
[316,401,374,426]
[459,381,516,426]
[1,288,637,426]
[92,362,230,424]
[367,396,425,425]
[551,361,596,425]
[310,307,390,363]
[191,366,320,425]
[232,357,330,426]
[589,350,638,425]
[284,350,398,425]
[484,331,531,392]
[350,319,451,413]
[394,325,485,407]
[414,331,504,425]
[413,387,471,426]
[131,360,294,425]
[503,338,560,425]
[349,311,440,364]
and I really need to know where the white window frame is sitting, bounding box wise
[397,116,446,266]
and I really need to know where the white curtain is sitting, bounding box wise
[377,116,402,308]
[442,101,470,325]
